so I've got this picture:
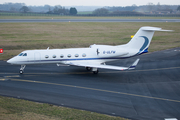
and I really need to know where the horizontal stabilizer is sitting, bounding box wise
[141,26,173,32]
[128,58,140,70]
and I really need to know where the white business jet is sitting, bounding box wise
[7,26,172,74]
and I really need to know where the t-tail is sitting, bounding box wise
[125,26,173,55]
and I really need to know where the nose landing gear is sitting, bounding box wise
[19,65,26,74]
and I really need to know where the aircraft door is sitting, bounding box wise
[34,52,41,63]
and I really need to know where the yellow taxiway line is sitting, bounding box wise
[10,78,180,103]
[2,66,180,103]
[0,78,6,81]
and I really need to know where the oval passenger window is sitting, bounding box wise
[45,55,49,58]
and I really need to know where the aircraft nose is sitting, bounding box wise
[7,57,16,64]
[7,56,21,65]
[7,59,12,64]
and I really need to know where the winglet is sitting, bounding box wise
[128,59,140,70]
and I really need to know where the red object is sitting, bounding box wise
[0,49,3,53]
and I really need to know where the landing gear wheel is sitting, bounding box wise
[86,67,92,71]
[19,65,26,74]
[19,70,23,74]
[93,70,99,74]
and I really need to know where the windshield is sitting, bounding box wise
[23,53,27,56]
[18,53,27,56]
[18,53,23,56]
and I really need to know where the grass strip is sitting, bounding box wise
[0,96,127,120]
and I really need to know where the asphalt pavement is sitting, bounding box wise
[0,19,180,23]
[0,47,180,120]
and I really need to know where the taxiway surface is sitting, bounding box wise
[0,19,180,23]
[1,48,180,120]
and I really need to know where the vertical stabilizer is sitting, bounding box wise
[126,26,172,55]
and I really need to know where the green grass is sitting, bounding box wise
[0,22,180,60]
[0,96,127,120]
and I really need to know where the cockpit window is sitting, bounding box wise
[19,53,27,56]
[18,53,23,56]
[23,53,27,56]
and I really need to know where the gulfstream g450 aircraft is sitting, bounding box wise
[7,26,172,74]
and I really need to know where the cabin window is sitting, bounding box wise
[23,53,27,56]
[75,54,79,57]
[53,55,56,58]
[67,54,71,58]
[45,55,49,58]
[82,53,86,57]
[60,54,64,58]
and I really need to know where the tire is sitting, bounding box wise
[86,67,92,71]
[19,70,23,74]
[93,70,99,74]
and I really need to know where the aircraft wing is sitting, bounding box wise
[66,59,140,71]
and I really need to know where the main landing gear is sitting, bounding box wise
[19,65,26,74]
[86,67,99,74]
[86,67,92,71]
[93,70,99,74]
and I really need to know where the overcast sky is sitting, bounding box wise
[0,0,179,6]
